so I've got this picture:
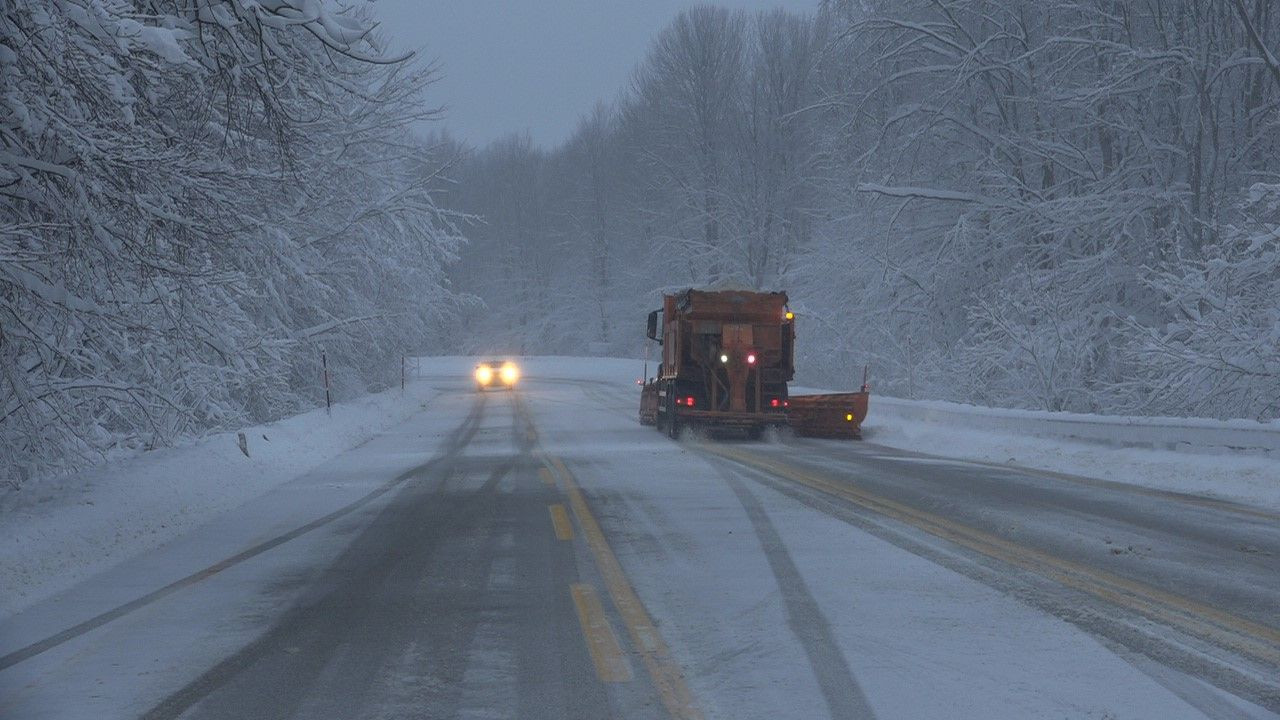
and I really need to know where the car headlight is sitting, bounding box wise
[500,362,519,385]
[475,365,493,384]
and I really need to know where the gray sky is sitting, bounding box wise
[368,0,818,149]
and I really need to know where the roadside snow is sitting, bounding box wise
[0,355,641,621]
[0,381,437,618]
[520,356,1280,513]
[4,354,1275,622]
[860,398,1280,513]
[506,355,1280,511]
[529,376,1252,720]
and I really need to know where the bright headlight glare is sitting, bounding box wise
[500,362,519,384]
[475,366,493,384]
[720,354,729,363]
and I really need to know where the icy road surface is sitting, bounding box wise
[1,370,1277,719]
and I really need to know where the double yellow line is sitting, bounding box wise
[514,391,703,719]
[541,453,704,720]
[703,443,1280,668]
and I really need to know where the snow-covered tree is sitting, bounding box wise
[1125,183,1280,420]
[1,1,462,486]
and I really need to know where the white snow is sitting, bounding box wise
[4,354,1275,625]
[0,380,438,618]
[0,356,638,621]
[525,373,1273,720]
[513,356,1280,512]
[1,357,1274,719]
[859,395,1280,513]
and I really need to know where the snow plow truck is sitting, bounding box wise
[638,288,868,439]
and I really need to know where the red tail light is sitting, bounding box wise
[783,400,790,408]
[747,353,756,364]
[770,398,780,407]
[686,396,695,407]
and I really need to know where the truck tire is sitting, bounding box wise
[666,391,681,440]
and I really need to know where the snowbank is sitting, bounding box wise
[857,395,1280,512]
[0,381,437,618]
[870,395,1280,456]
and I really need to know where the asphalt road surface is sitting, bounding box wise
[2,372,1277,719]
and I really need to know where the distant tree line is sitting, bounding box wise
[446,1,1280,422]
[0,1,463,486]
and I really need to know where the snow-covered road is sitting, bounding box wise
[1,368,1277,719]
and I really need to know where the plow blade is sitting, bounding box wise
[787,392,869,439]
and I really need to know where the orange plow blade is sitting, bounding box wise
[787,391,869,439]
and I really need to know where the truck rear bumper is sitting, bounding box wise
[674,409,789,428]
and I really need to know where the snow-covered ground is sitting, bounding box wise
[864,402,1280,512]
[0,356,646,619]
[544,355,1280,512]
[3,355,1276,622]
[2,356,1275,719]
[0,380,438,618]
[528,392,1270,720]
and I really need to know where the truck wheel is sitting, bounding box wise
[666,393,681,440]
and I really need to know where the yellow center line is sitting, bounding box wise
[539,467,557,487]
[704,443,1280,667]
[549,504,574,541]
[548,456,704,720]
[570,583,634,683]
[515,391,702,717]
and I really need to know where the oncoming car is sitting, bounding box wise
[474,360,519,390]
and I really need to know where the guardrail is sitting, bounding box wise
[868,396,1280,456]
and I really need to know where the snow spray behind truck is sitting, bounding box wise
[638,288,868,439]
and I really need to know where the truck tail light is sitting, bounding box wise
[747,353,756,364]
[770,398,780,407]
[686,396,695,407]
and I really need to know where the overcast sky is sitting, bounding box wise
[368,0,818,149]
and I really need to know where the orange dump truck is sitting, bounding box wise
[638,288,868,439]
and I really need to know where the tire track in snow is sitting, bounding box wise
[138,391,501,720]
[0,391,489,673]
[715,465,878,720]
[698,442,1280,714]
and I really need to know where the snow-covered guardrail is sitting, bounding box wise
[868,396,1280,457]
